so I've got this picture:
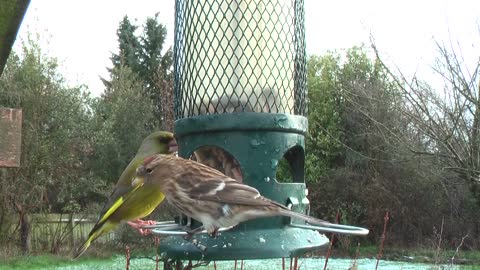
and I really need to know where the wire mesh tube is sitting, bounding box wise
[174,0,307,118]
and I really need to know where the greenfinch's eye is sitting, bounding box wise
[160,136,173,143]
[146,168,153,174]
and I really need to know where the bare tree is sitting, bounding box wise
[372,38,480,205]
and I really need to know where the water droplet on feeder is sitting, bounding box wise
[227,243,232,247]
[198,244,207,251]
[271,159,278,168]
[250,139,260,147]
[281,245,285,250]
[273,115,288,128]
[264,176,270,182]
[258,237,266,243]
[274,115,288,122]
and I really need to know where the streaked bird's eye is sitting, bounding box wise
[146,168,153,174]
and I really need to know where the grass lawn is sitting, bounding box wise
[0,254,114,270]
[1,246,480,270]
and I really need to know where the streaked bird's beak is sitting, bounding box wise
[168,138,178,154]
[132,176,144,187]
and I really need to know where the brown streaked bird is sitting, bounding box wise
[132,154,331,236]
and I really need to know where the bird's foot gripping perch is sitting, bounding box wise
[183,225,205,241]
[127,219,158,235]
[140,220,233,238]
[139,220,214,252]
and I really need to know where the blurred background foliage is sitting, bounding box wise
[1,13,479,256]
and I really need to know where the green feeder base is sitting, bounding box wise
[157,226,329,261]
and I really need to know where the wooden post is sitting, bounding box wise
[18,209,30,255]
[0,108,22,167]
[69,213,75,248]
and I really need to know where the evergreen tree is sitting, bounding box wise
[106,14,173,127]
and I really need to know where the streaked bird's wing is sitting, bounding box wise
[184,177,276,207]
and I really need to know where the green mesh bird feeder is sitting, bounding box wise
[150,0,368,263]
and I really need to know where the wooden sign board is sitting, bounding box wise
[0,108,22,167]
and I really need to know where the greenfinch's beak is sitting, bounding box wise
[168,138,178,154]
[132,176,144,187]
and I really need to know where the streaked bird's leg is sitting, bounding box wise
[183,225,205,241]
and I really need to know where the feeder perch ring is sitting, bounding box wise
[288,223,369,236]
[143,220,368,236]
[145,221,234,236]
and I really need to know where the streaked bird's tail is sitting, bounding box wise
[278,208,331,226]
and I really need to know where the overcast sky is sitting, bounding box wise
[14,0,480,96]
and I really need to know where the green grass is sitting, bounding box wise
[460,266,480,270]
[1,255,474,270]
[0,254,117,270]
[344,245,480,266]
[0,246,160,270]
[2,247,480,270]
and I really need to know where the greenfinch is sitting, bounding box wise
[74,131,177,258]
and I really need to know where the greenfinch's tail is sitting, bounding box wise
[73,184,143,259]
[73,237,92,259]
[73,221,117,259]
